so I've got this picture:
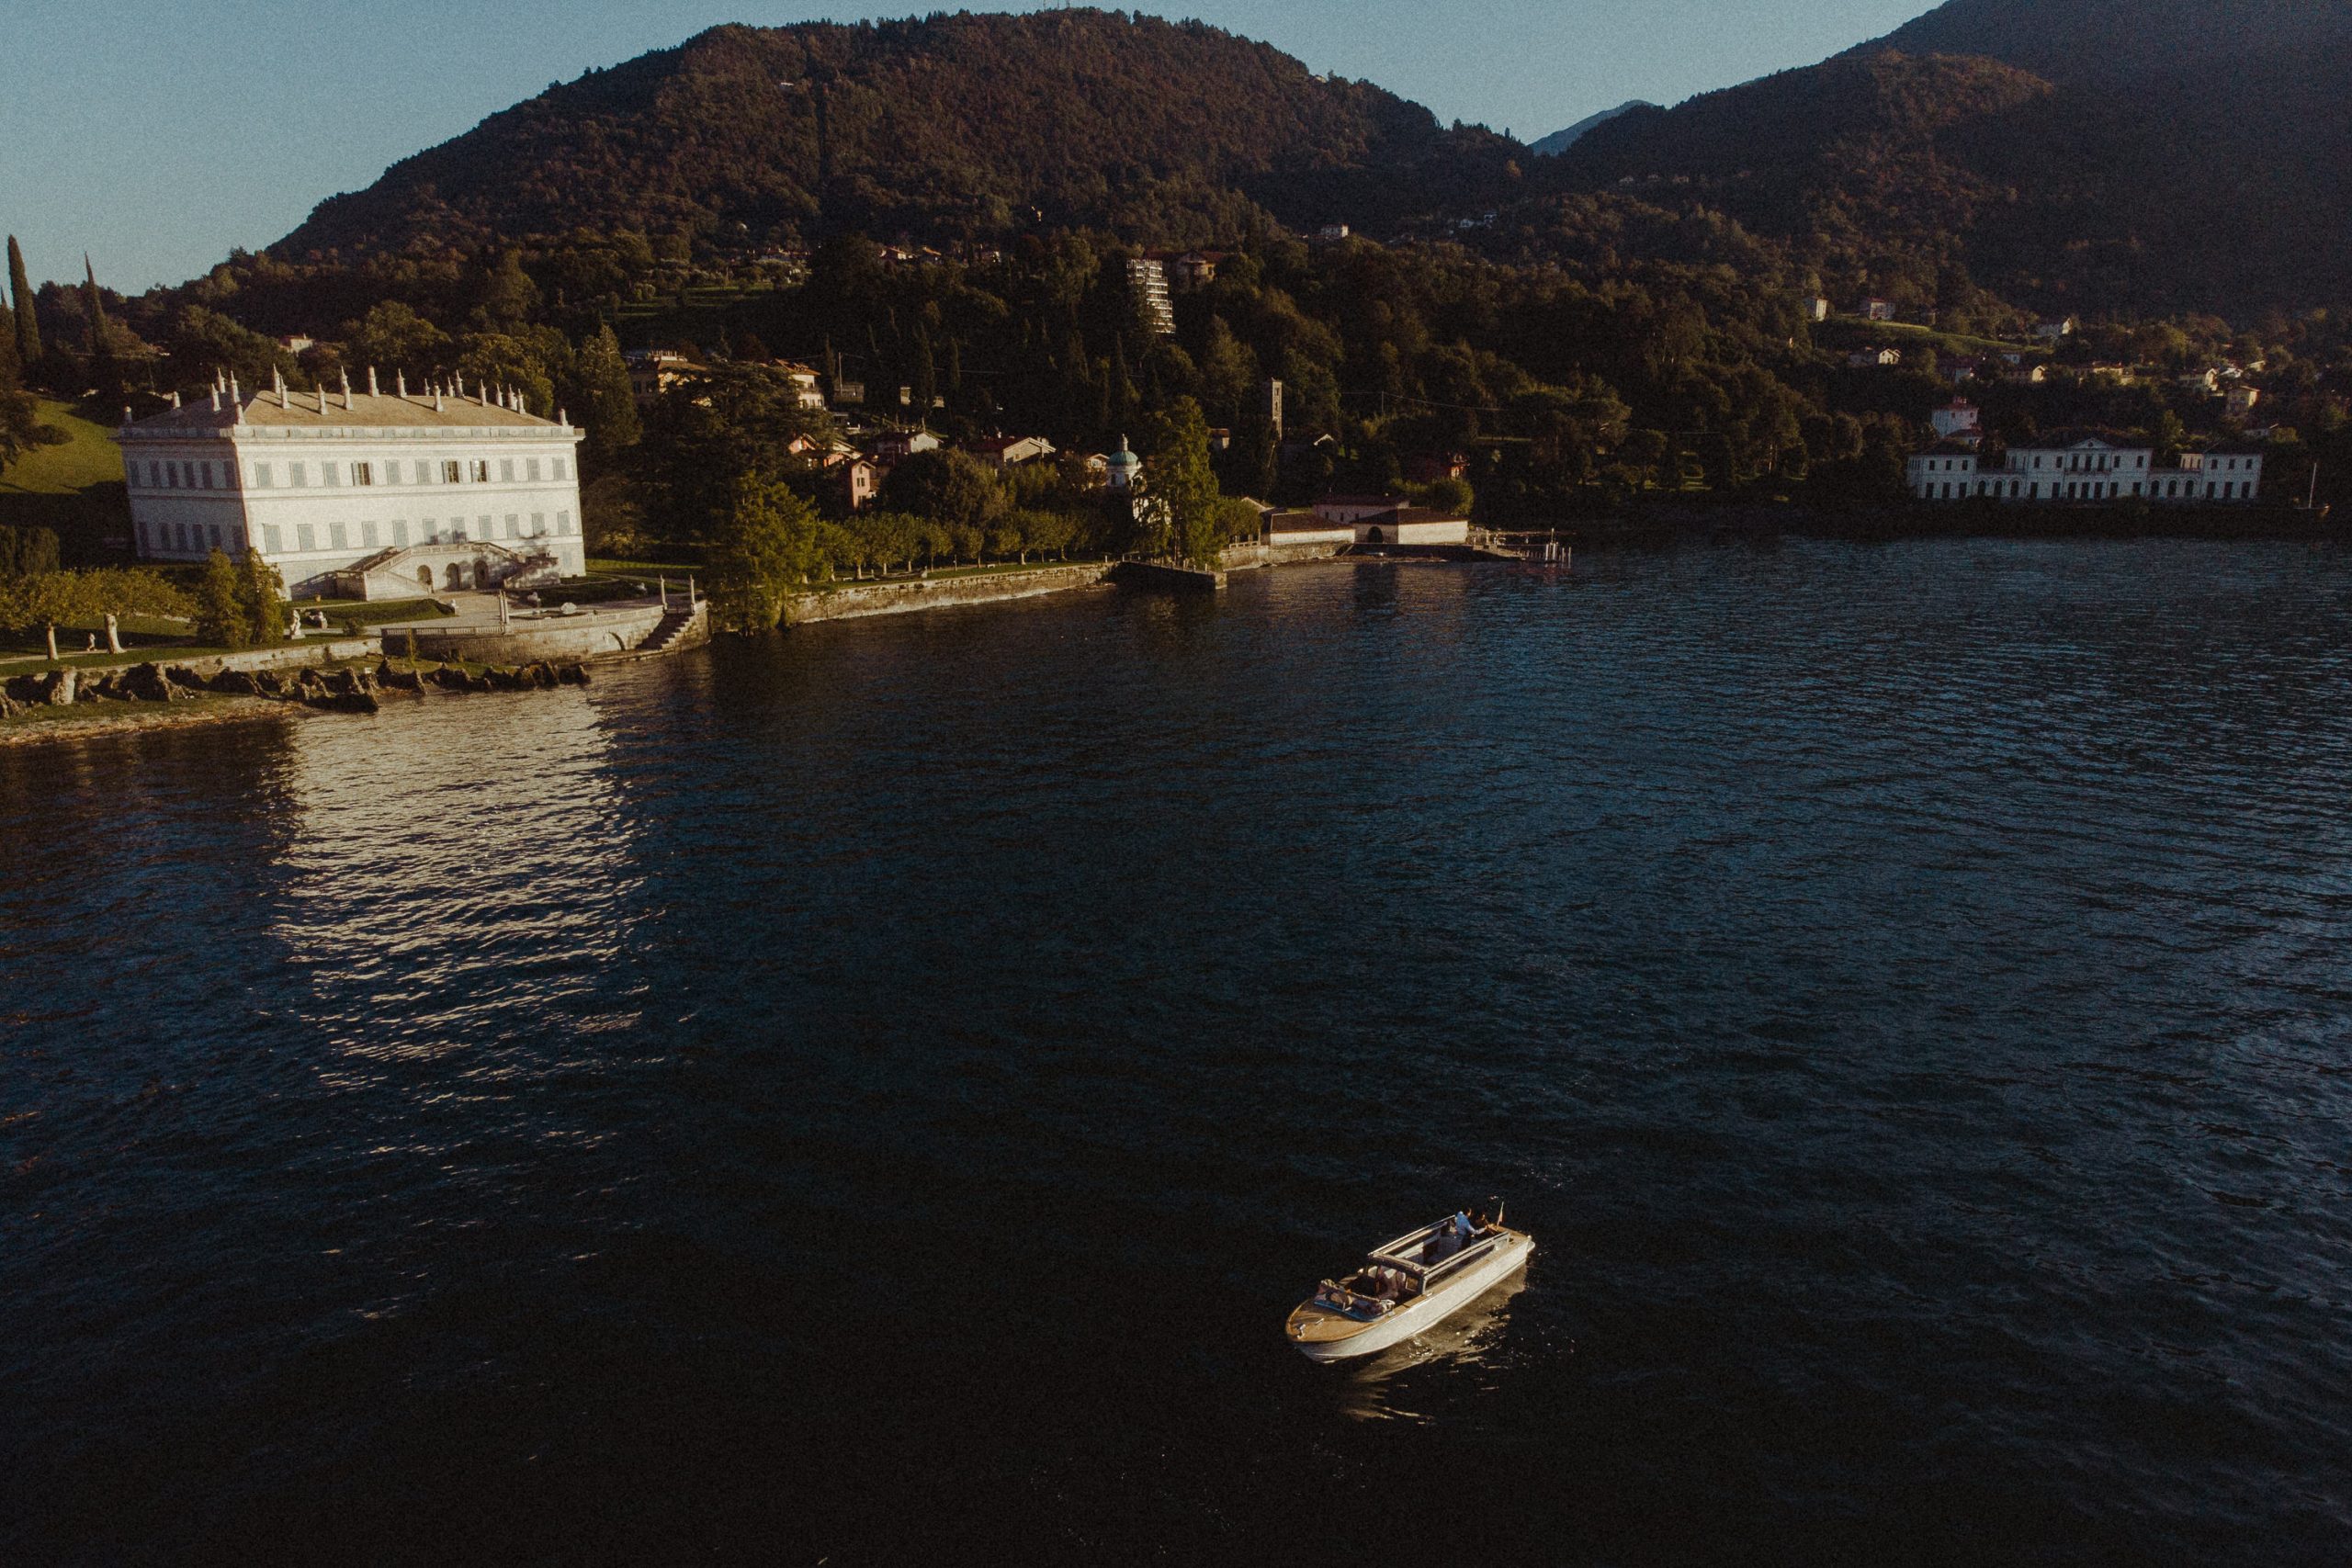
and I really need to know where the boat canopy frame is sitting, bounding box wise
[1368,1219,1508,1284]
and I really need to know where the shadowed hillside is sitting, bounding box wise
[1548,0,2352,315]
[276,10,1521,260]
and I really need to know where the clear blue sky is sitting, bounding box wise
[2,0,1941,294]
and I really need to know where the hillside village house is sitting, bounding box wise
[625,348,699,406]
[965,434,1057,468]
[1849,347,1903,368]
[868,428,942,462]
[1906,432,2266,504]
[760,360,828,411]
[1863,299,1896,321]
[119,371,587,598]
[1931,398,1984,444]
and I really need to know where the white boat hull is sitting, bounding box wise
[1290,1231,1532,1362]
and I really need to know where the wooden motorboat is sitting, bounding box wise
[1285,1206,1532,1363]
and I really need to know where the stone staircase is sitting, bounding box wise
[635,601,708,655]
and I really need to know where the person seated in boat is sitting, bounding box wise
[1427,1226,1458,1264]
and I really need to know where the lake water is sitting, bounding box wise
[5,540,2350,1564]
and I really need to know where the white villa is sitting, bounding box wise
[1907,431,2267,504]
[119,370,587,598]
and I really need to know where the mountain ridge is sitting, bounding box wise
[1548,0,2352,314]
[1854,0,2352,82]
[276,11,1519,260]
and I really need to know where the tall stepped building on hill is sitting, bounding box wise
[1126,258,1176,336]
[118,370,587,598]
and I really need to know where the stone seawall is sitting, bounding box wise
[181,639,378,674]
[399,604,668,663]
[1111,559,1226,592]
[786,563,1113,626]
[1222,541,1347,570]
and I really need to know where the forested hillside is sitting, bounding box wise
[277,11,1520,261]
[1547,0,2352,315]
[1858,0,2352,82]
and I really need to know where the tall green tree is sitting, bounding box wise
[6,237,39,374]
[345,300,450,377]
[237,553,289,646]
[191,549,253,649]
[1140,396,1224,566]
[910,326,937,422]
[710,471,822,631]
[573,323,641,460]
[878,449,1006,536]
[82,255,121,405]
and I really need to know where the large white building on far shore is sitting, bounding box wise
[119,371,588,598]
[1907,431,2267,505]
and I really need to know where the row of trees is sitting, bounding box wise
[704,396,1259,629]
[0,567,190,660]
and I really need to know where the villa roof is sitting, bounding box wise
[127,387,564,435]
[2018,427,2146,450]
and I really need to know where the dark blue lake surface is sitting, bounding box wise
[5,540,2350,1563]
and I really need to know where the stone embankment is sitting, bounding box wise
[393,600,706,663]
[786,563,1114,626]
[1110,559,1226,592]
[784,544,1361,626]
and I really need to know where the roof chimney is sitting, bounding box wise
[397,369,408,399]
[273,367,287,406]
[315,383,327,415]
[558,408,568,428]
[454,371,465,398]
[170,390,182,408]
[368,366,379,397]
[435,387,445,412]
[210,386,220,412]
[340,367,353,408]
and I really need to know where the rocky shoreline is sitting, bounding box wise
[0,655,595,743]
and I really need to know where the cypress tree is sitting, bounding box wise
[81,254,106,350]
[6,236,40,373]
[575,323,640,459]
[910,326,935,420]
[83,254,120,405]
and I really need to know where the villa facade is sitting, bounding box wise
[1907,433,2267,505]
[119,374,587,597]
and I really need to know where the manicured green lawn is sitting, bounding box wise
[0,400,124,496]
[587,558,705,576]
[296,596,453,628]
